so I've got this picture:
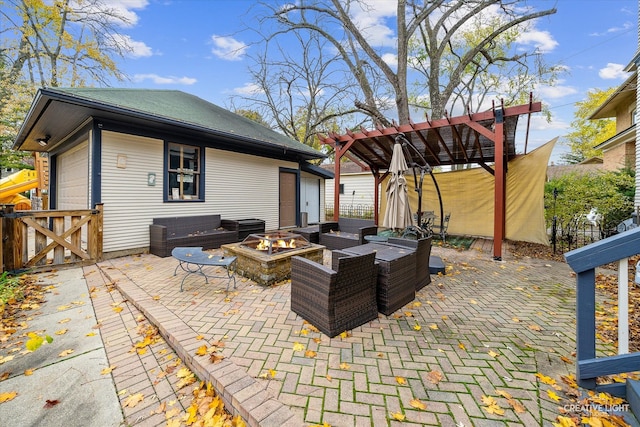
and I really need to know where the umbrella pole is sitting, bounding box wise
[397,135,444,238]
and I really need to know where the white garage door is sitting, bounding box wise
[57,142,89,209]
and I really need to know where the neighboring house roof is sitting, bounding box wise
[594,123,636,150]
[579,156,604,165]
[14,88,323,162]
[321,161,371,174]
[546,164,603,181]
[588,73,636,120]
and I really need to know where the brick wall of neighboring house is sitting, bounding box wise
[603,141,636,171]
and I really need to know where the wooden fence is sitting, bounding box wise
[1,204,103,273]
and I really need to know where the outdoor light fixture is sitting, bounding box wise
[36,135,51,146]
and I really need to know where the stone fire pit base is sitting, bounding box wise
[221,242,325,286]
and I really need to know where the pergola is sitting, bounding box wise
[319,99,542,260]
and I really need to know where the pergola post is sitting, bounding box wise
[493,109,505,260]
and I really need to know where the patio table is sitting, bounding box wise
[343,243,416,315]
[171,247,237,291]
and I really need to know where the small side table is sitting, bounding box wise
[171,247,237,291]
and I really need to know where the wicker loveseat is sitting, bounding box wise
[384,236,432,291]
[319,218,377,250]
[290,251,378,337]
[149,214,238,257]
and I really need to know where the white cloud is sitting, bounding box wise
[233,83,263,95]
[350,2,396,47]
[536,83,578,99]
[211,35,248,61]
[112,34,153,57]
[529,115,569,131]
[132,74,196,85]
[599,63,630,80]
[97,0,149,27]
[381,53,397,69]
[516,30,558,53]
[589,21,633,37]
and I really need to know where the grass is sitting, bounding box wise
[0,271,23,305]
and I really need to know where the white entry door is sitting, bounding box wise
[301,177,320,224]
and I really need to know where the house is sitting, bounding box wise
[589,72,637,171]
[13,88,331,257]
[321,161,378,217]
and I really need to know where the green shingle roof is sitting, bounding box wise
[50,88,322,157]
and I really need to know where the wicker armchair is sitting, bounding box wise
[384,236,432,291]
[290,251,378,337]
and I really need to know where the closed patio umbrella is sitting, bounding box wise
[383,142,413,230]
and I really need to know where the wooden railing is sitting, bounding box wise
[565,227,640,397]
[1,204,103,273]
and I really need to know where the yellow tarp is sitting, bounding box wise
[380,138,556,245]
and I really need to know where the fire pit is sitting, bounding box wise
[222,231,324,286]
[240,231,310,255]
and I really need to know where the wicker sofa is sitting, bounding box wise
[319,218,377,250]
[290,251,378,337]
[149,214,238,257]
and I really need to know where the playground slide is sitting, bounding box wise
[0,169,39,210]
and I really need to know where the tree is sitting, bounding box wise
[251,0,557,130]
[0,0,134,174]
[233,29,364,151]
[560,88,617,164]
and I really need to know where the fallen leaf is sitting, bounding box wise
[44,399,60,408]
[409,398,427,410]
[429,324,438,330]
[495,389,512,399]
[55,329,68,335]
[547,390,561,402]
[58,318,71,324]
[112,306,123,313]
[458,342,466,351]
[209,353,225,364]
[427,370,443,384]
[470,299,478,304]
[396,376,406,385]
[528,324,542,331]
[58,349,74,357]
[488,350,500,358]
[390,412,405,421]
[101,366,115,375]
[339,331,351,339]
[195,345,207,356]
[507,398,526,414]
[0,391,17,403]
[123,393,144,408]
[560,356,574,364]
[339,362,350,370]
[536,373,557,385]
[293,342,305,352]
[196,335,204,340]
[305,350,317,358]
[24,369,34,376]
[413,323,422,331]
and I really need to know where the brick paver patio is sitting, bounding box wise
[92,243,587,426]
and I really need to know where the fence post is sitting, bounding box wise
[2,205,21,271]
[94,203,104,262]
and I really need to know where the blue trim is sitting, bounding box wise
[49,154,57,209]
[91,122,102,207]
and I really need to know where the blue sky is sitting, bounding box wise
[109,0,638,163]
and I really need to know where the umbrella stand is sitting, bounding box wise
[395,135,444,237]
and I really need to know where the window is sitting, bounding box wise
[167,143,201,201]
[339,183,345,194]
